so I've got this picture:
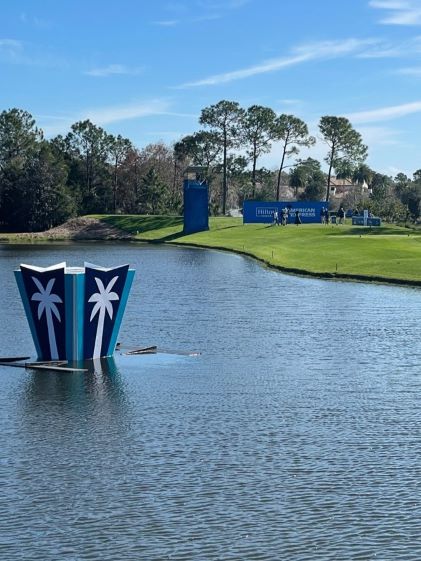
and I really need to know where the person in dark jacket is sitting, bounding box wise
[294,210,301,226]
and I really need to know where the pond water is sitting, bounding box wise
[1,242,421,561]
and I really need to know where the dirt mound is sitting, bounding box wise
[43,217,132,240]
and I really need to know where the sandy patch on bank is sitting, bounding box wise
[2,217,132,240]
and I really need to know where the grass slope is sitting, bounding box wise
[97,215,421,284]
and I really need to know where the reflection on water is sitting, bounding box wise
[22,356,126,408]
[1,242,421,560]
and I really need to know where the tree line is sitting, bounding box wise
[0,103,419,232]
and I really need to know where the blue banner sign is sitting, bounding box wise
[243,201,327,224]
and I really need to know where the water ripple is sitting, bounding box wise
[1,243,421,560]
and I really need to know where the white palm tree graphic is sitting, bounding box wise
[89,276,119,358]
[31,277,63,360]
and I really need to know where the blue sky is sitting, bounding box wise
[2,0,421,177]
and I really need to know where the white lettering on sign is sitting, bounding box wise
[255,205,318,218]
[256,207,277,217]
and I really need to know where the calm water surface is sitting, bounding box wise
[1,242,421,561]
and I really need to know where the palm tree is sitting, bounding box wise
[352,164,373,190]
[89,276,119,358]
[289,168,305,198]
[31,277,62,359]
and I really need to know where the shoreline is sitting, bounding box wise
[2,217,421,289]
[167,241,421,289]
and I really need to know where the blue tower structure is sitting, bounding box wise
[183,166,209,235]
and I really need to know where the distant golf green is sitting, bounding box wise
[98,215,421,285]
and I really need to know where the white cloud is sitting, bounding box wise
[191,13,221,22]
[346,100,421,123]
[20,13,51,28]
[152,19,180,26]
[369,0,421,25]
[357,125,402,145]
[358,36,421,58]
[0,38,23,49]
[85,100,172,126]
[196,0,249,10]
[370,1,411,8]
[176,38,378,88]
[85,64,143,77]
[38,99,174,137]
[152,13,220,26]
[0,38,24,61]
[144,130,184,138]
[278,99,302,105]
[0,38,67,67]
[397,65,421,75]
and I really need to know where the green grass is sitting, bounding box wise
[94,215,421,284]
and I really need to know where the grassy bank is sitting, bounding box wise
[97,215,421,285]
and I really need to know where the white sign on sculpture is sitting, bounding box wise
[88,276,120,359]
[30,277,63,360]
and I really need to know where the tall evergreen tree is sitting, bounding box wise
[0,108,43,227]
[242,105,276,198]
[65,120,112,213]
[319,116,367,202]
[272,114,314,201]
[108,134,132,213]
[199,100,244,214]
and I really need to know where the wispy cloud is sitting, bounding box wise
[38,99,175,137]
[144,130,185,138]
[369,0,421,25]
[176,38,378,88]
[85,64,144,77]
[357,125,402,146]
[397,65,421,75]
[20,12,51,28]
[358,35,421,57]
[0,38,67,67]
[0,38,24,61]
[153,0,247,26]
[153,19,180,26]
[196,0,250,9]
[152,13,220,26]
[278,99,302,105]
[191,13,221,22]
[85,100,172,126]
[346,100,421,123]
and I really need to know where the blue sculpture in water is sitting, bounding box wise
[15,262,135,361]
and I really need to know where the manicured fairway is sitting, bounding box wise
[99,215,421,284]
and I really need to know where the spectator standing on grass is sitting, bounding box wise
[282,207,289,226]
[294,210,301,226]
[338,206,345,225]
[324,207,329,225]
